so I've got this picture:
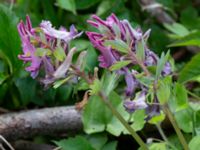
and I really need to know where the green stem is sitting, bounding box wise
[163,105,189,150]
[156,123,177,150]
[98,92,148,150]
[187,90,200,101]
[156,123,168,143]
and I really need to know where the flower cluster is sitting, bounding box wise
[17,16,83,87]
[86,14,171,116]
[18,14,172,118]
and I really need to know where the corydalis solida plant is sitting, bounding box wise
[17,16,83,87]
[86,13,172,116]
[86,14,190,150]
[17,14,189,150]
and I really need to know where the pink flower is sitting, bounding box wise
[17,15,83,87]
[17,15,41,78]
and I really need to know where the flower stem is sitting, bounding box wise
[187,90,200,101]
[163,105,189,150]
[155,123,168,143]
[72,66,148,149]
[98,92,148,150]
[129,51,151,76]
[156,123,177,150]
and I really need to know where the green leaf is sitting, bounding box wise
[168,39,200,47]
[101,141,117,150]
[76,79,89,91]
[136,38,145,61]
[156,51,170,79]
[15,77,36,106]
[87,133,108,150]
[106,92,129,136]
[173,83,188,111]
[103,40,129,53]
[0,5,22,73]
[109,60,131,71]
[194,110,200,136]
[148,112,165,124]
[135,74,154,87]
[164,23,189,37]
[56,85,73,103]
[82,95,110,134]
[101,72,118,96]
[149,142,167,150]
[56,0,76,15]
[0,73,8,85]
[89,79,102,95]
[0,82,8,100]
[180,6,200,29]
[54,136,94,150]
[35,48,52,57]
[178,53,200,83]
[53,46,66,61]
[156,76,171,104]
[85,45,98,72]
[167,31,200,47]
[131,109,146,131]
[96,0,113,16]
[82,91,129,136]
[75,0,101,10]
[175,108,193,133]
[53,76,72,89]
[70,39,91,52]
[189,136,200,150]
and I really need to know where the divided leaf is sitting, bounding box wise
[178,53,200,83]
[109,60,131,71]
[104,39,129,53]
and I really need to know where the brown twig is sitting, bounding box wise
[138,0,175,24]
[0,106,82,141]
[12,140,56,150]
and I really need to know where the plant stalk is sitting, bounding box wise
[156,123,177,150]
[73,66,148,149]
[163,105,189,150]
[98,92,148,150]
[156,123,168,143]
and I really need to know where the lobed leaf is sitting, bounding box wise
[103,39,129,53]
[178,53,200,83]
[109,60,131,71]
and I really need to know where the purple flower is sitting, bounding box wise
[123,92,148,113]
[124,68,138,96]
[162,62,172,76]
[17,15,41,78]
[18,15,83,87]
[40,21,83,43]
[145,96,161,121]
[86,31,117,68]
[86,14,158,96]
[144,49,158,66]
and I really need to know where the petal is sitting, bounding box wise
[26,15,32,31]
[42,57,54,75]
[162,62,171,76]
[124,69,138,96]
[87,20,99,28]
[53,47,76,79]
